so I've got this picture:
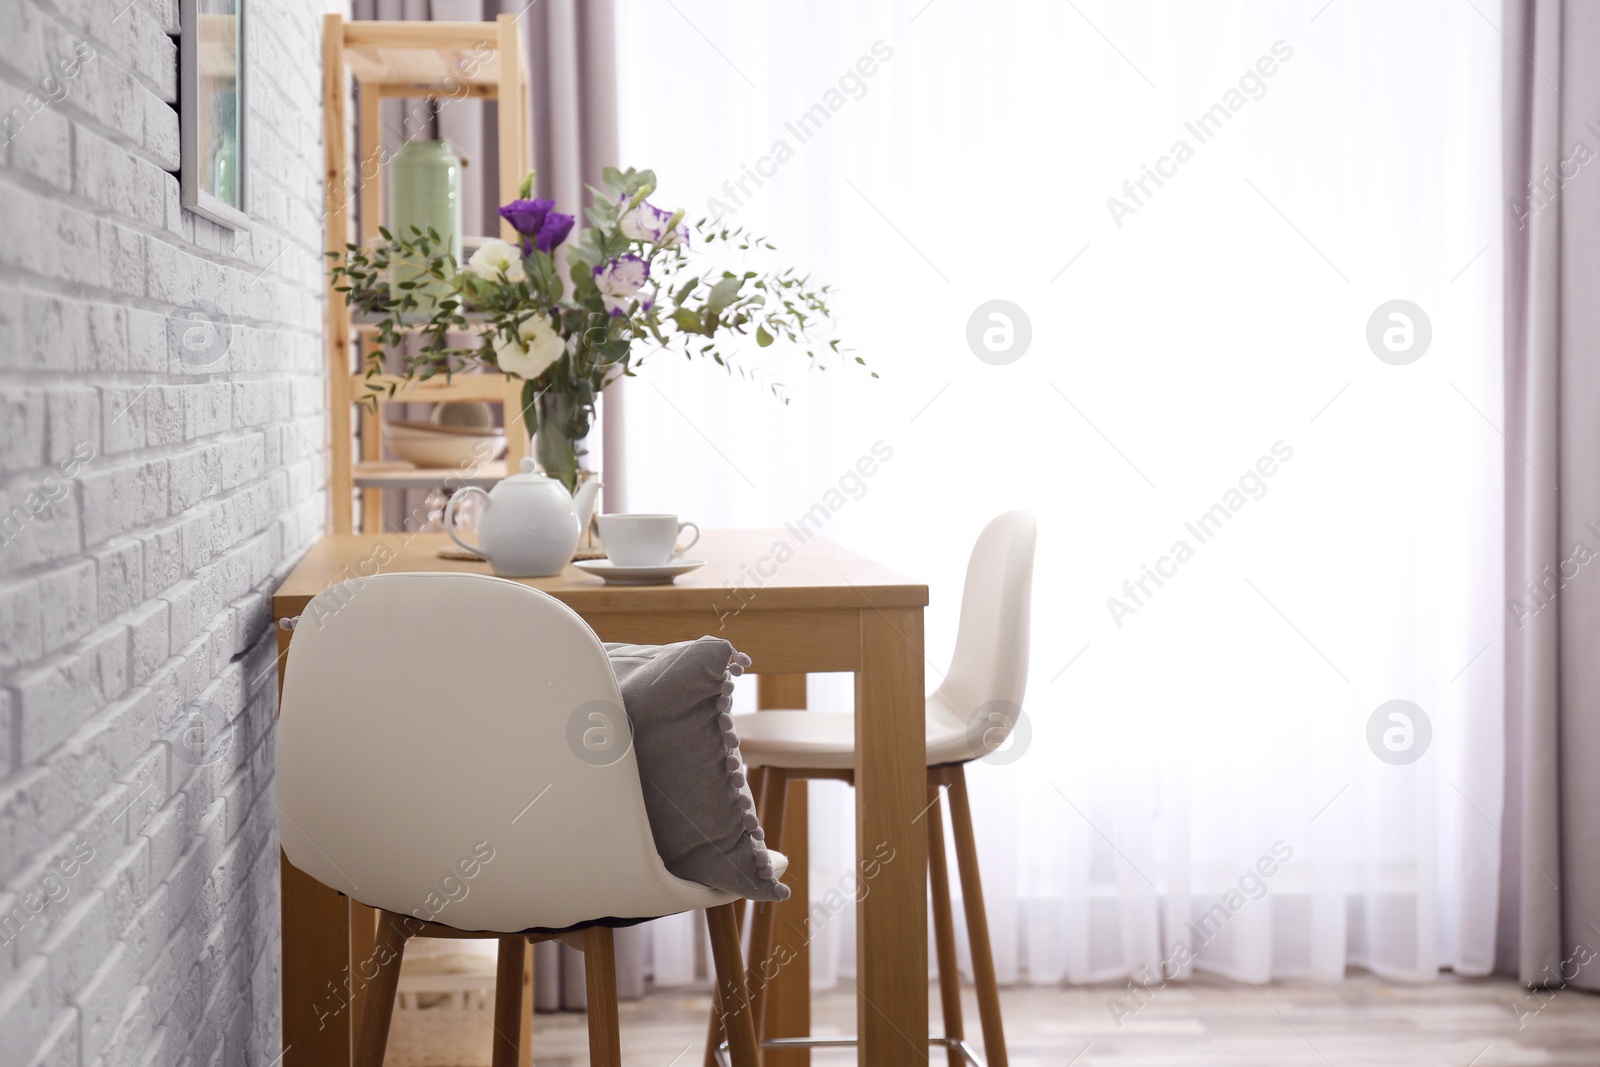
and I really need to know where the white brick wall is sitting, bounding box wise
[0,0,329,1062]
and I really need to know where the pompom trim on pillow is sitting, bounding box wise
[721,649,790,901]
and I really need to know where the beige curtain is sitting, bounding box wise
[1500,0,1600,990]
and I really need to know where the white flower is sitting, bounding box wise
[593,254,651,317]
[594,254,648,297]
[601,292,655,316]
[466,238,525,282]
[619,199,689,248]
[493,314,565,379]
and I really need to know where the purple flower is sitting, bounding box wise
[498,198,554,237]
[501,198,574,255]
[535,211,574,252]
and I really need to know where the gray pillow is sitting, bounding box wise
[604,637,790,903]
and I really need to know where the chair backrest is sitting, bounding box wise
[277,571,711,932]
[928,510,1037,759]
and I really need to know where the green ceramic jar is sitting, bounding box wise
[390,140,462,302]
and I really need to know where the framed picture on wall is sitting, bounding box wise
[179,0,249,230]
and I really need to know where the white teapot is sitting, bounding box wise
[444,459,602,578]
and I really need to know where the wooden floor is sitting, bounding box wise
[446,973,1600,1066]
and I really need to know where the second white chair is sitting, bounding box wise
[730,509,1036,1067]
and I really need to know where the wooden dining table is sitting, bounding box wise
[271,528,930,1067]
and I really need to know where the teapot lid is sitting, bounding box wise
[504,456,553,484]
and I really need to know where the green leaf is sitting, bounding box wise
[705,275,742,317]
[621,168,656,196]
[671,308,702,334]
[756,325,774,348]
[672,276,699,306]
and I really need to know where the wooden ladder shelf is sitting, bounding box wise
[321,14,530,533]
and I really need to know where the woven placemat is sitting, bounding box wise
[437,545,607,563]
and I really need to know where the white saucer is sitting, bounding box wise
[573,558,707,585]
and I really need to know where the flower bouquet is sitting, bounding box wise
[329,166,866,490]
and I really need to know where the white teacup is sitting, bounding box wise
[598,513,701,567]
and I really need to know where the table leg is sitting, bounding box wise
[757,674,811,1067]
[854,608,928,1067]
[278,618,356,1067]
[282,854,354,1067]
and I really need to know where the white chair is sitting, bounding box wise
[277,571,778,1067]
[731,510,1036,1067]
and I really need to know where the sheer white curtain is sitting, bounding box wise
[612,0,1505,989]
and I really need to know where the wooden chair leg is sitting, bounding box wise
[349,902,380,1041]
[519,941,535,1066]
[707,902,761,1067]
[703,949,727,1067]
[705,767,788,1067]
[703,859,754,1067]
[491,936,526,1067]
[747,768,790,1041]
[353,910,410,1067]
[926,778,965,1067]
[582,926,623,1067]
[946,766,1008,1067]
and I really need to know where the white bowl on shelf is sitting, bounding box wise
[384,421,506,471]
